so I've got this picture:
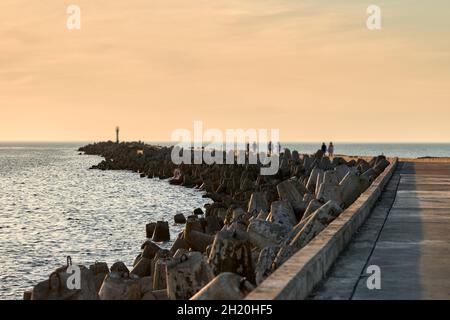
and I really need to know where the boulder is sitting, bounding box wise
[142,289,169,300]
[146,222,156,238]
[274,200,343,268]
[152,221,170,242]
[247,220,290,249]
[373,158,390,175]
[302,199,322,221]
[153,257,172,290]
[169,237,190,257]
[185,230,214,253]
[98,273,141,300]
[139,276,153,296]
[110,261,129,277]
[174,213,187,224]
[334,164,351,182]
[130,257,152,278]
[306,168,324,193]
[32,263,98,300]
[323,171,339,185]
[141,241,162,259]
[194,208,204,215]
[207,230,255,284]
[316,183,342,204]
[190,272,255,300]
[276,180,306,215]
[339,172,361,208]
[268,200,297,229]
[255,246,279,285]
[247,192,269,215]
[166,252,214,300]
[89,262,109,293]
[205,215,222,234]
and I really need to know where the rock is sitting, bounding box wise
[316,183,342,204]
[256,210,270,221]
[207,230,255,284]
[274,200,343,268]
[357,160,371,174]
[110,261,129,277]
[98,273,141,300]
[185,230,214,253]
[142,289,169,300]
[268,200,297,229]
[247,220,290,249]
[166,252,215,300]
[153,256,172,290]
[184,215,204,238]
[314,170,325,195]
[205,215,222,234]
[306,168,324,193]
[89,262,109,293]
[373,158,389,175]
[130,257,152,278]
[152,221,170,242]
[32,263,98,300]
[255,246,279,285]
[146,222,156,238]
[190,272,255,300]
[169,237,190,257]
[323,171,339,185]
[302,199,322,221]
[142,241,162,259]
[332,157,347,166]
[276,180,306,215]
[335,164,351,182]
[360,168,377,193]
[247,192,269,215]
[174,213,187,224]
[318,156,333,170]
[23,291,32,300]
[194,208,204,215]
[339,172,361,208]
[139,276,153,296]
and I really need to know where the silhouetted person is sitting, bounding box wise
[328,142,334,158]
[321,142,327,154]
[268,141,273,155]
[251,141,257,153]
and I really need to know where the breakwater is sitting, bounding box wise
[25,141,390,300]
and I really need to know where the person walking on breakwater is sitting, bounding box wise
[251,141,257,154]
[321,142,327,154]
[328,142,334,158]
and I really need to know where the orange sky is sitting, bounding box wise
[1,0,450,142]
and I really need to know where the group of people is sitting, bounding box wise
[244,141,335,157]
[321,142,334,157]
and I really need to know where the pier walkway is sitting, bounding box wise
[310,161,450,299]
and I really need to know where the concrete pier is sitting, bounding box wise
[311,161,450,300]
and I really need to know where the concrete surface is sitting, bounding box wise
[311,161,450,300]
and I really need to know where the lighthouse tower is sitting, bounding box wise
[116,126,120,144]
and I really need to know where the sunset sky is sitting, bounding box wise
[1,0,450,142]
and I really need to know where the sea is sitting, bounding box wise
[0,142,449,299]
